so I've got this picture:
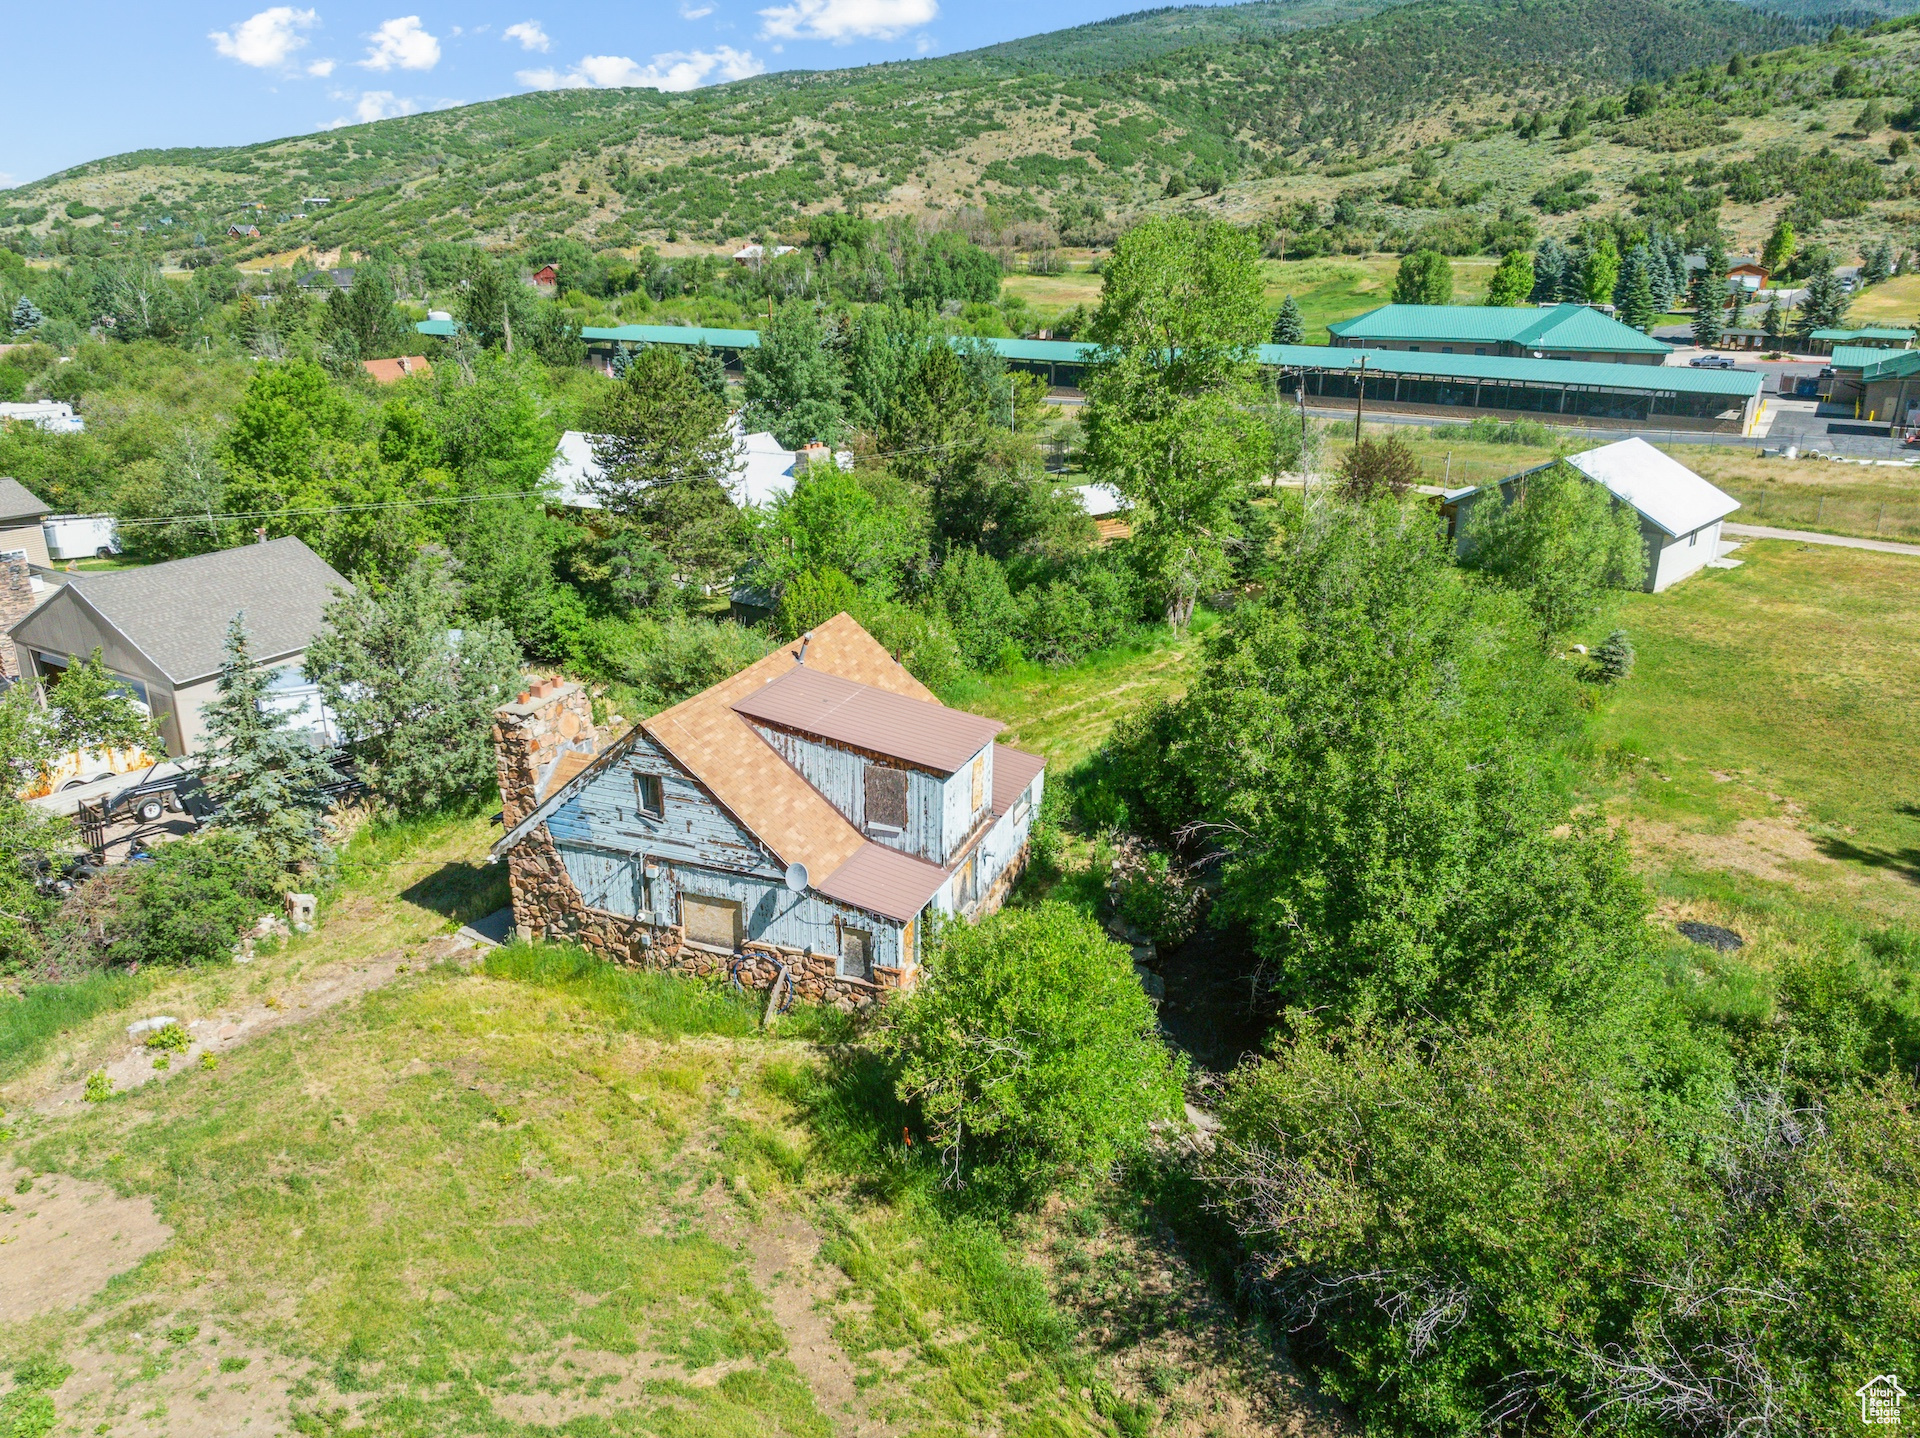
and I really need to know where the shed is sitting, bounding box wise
[1448,438,1739,593]
[9,537,348,755]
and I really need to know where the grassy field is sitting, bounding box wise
[1003,255,1507,341]
[941,616,1213,769]
[1589,540,1920,927]
[1314,425,1920,542]
[1841,273,1920,327]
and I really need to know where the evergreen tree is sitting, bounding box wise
[9,296,44,334]
[305,555,522,814]
[1797,263,1851,334]
[1531,237,1570,303]
[1862,239,1894,289]
[1762,291,1783,340]
[1619,251,1659,333]
[690,341,730,404]
[197,615,338,868]
[609,343,634,379]
[1270,294,1306,345]
[1690,269,1724,350]
[1761,218,1796,277]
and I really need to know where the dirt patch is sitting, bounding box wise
[1628,815,1837,888]
[26,1319,306,1438]
[0,1162,173,1324]
[27,934,485,1115]
[748,1212,875,1434]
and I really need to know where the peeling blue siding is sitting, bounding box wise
[546,730,905,973]
[749,724,948,864]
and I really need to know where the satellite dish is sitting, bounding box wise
[784,861,809,893]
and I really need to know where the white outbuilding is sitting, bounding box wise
[1448,437,1740,593]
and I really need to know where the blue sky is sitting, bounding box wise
[3,0,1177,188]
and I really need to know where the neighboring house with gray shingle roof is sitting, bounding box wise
[9,537,348,755]
[0,479,52,567]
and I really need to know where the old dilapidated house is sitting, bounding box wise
[490,612,1044,1008]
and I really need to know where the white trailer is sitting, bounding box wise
[43,514,121,561]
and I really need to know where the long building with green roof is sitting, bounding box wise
[420,318,1762,435]
[1326,303,1673,364]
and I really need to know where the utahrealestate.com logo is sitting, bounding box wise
[1858,1375,1907,1427]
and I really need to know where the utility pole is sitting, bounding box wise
[1354,354,1368,443]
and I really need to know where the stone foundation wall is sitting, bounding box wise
[493,683,900,1013]
[970,839,1030,921]
[506,822,897,1012]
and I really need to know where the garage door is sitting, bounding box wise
[681,893,742,951]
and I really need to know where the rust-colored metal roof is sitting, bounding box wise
[643,612,936,880]
[992,746,1045,814]
[815,841,949,923]
[732,663,1004,774]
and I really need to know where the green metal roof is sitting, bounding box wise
[1258,344,1759,396]
[415,318,459,338]
[1859,349,1920,382]
[412,319,1746,395]
[1828,345,1894,371]
[580,323,763,349]
[1325,303,1672,355]
[1811,326,1914,343]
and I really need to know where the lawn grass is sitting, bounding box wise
[1589,539,1920,925]
[3,943,1130,1437]
[0,969,150,1086]
[0,807,507,1110]
[1259,255,1504,341]
[939,615,1216,771]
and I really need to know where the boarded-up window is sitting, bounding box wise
[681,893,741,950]
[957,854,977,909]
[970,755,984,813]
[865,765,908,833]
[900,917,915,971]
[839,928,872,981]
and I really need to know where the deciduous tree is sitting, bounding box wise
[1083,217,1273,628]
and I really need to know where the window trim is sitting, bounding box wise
[838,926,873,981]
[634,772,665,819]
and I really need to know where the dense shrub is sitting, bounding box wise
[877,903,1186,1202]
[47,832,280,971]
[932,549,1022,670]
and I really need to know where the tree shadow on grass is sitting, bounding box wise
[1815,835,1920,886]
[399,859,510,927]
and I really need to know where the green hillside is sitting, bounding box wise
[0,0,1816,262]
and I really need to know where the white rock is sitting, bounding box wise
[126,1016,179,1038]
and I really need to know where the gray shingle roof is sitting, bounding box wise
[58,537,347,684]
[0,478,51,526]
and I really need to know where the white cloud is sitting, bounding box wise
[504,20,550,51]
[307,57,336,76]
[519,46,763,91]
[757,0,935,42]
[210,7,319,68]
[679,2,716,16]
[321,89,421,127]
[360,15,440,70]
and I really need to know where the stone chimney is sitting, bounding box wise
[0,559,41,682]
[492,677,595,828]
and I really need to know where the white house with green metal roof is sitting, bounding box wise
[1326,303,1673,365]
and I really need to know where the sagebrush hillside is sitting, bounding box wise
[6,0,1920,267]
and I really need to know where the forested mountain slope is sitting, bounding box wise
[0,0,1813,260]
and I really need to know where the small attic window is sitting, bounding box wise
[634,772,664,818]
[866,765,908,834]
